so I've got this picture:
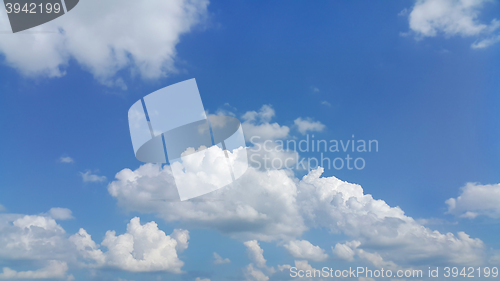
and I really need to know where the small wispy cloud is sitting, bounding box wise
[48,208,74,220]
[0,204,5,212]
[59,156,74,164]
[213,252,231,265]
[80,171,107,183]
[312,87,320,93]
[321,101,331,107]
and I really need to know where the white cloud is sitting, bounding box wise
[293,118,325,135]
[109,162,488,266]
[195,278,211,281]
[48,208,74,220]
[283,240,328,262]
[80,171,107,183]
[59,156,74,164]
[398,8,409,17]
[247,140,299,171]
[321,101,331,107]
[0,204,5,212]
[213,252,230,265]
[471,34,500,48]
[0,209,188,277]
[242,105,290,141]
[108,105,490,268]
[299,168,485,266]
[406,0,500,48]
[0,0,209,86]
[446,183,500,219]
[333,241,400,271]
[108,163,306,242]
[70,228,106,266]
[171,229,190,253]
[277,260,321,280]
[244,240,275,280]
[0,211,79,280]
[332,240,360,262]
[0,260,69,279]
[70,217,188,273]
[245,264,269,281]
[490,253,500,265]
[242,105,275,123]
[244,240,268,269]
[0,214,71,261]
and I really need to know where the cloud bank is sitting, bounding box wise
[446,182,500,219]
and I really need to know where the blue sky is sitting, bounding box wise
[0,0,500,280]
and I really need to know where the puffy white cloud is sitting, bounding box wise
[299,168,485,266]
[446,183,500,219]
[332,240,399,269]
[0,0,209,85]
[471,34,500,48]
[247,140,299,171]
[0,260,69,279]
[69,228,106,266]
[293,118,326,135]
[108,105,491,268]
[0,209,187,277]
[213,252,230,265]
[171,229,190,253]
[0,214,71,261]
[242,105,276,124]
[332,240,360,262]
[70,217,188,273]
[0,212,76,279]
[59,156,74,164]
[244,240,275,281]
[283,240,328,262]
[242,105,290,141]
[80,171,107,183]
[408,0,493,36]
[48,208,74,220]
[405,0,500,48]
[244,240,268,268]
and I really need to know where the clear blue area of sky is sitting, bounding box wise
[1,1,499,280]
